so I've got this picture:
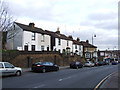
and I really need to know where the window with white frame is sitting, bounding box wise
[75,45,77,49]
[58,38,61,45]
[67,41,69,46]
[41,46,44,51]
[41,34,45,42]
[79,45,81,50]
[32,32,35,40]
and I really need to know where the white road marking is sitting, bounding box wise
[34,84,45,88]
[59,76,71,82]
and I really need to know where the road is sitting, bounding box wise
[2,64,118,89]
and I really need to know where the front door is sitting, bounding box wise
[24,45,28,51]
[31,45,35,51]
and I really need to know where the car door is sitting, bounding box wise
[49,62,54,71]
[43,62,50,71]
[4,62,16,75]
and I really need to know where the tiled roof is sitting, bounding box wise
[80,41,97,48]
[15,22,47,34]
[45,30,72,41]
[73,40,82,45]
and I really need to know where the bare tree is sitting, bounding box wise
[0,0,15,49]
[0,0,13,31]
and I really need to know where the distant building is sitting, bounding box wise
[72,38,83,56]
[80,40,97,60]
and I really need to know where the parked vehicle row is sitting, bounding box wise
[0,60,119,77]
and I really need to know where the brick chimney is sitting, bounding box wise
[56,27,60,34]
[86,40,89,43]
[29,23,35,28]
[77,37,80,42]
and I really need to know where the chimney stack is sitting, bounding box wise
[29,23,35,28]
[86,40,89,43]
[56,27,60,34]
[77,37,80,42]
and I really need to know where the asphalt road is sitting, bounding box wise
[2,64,118,89]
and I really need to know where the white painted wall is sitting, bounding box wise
[53,38,73,53]
[73,44,83,56]
[23,31,51,51]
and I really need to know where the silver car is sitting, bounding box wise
[0,62,22,76]
[84,61,95,67]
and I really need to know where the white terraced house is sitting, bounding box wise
[45,28,73,54]
[72,38,83,56]
[7,22,51,51]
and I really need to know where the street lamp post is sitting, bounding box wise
[92,34,96,45]
[92,34,96,62]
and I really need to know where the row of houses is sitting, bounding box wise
[7,22,97,59]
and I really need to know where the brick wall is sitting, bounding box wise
[2,51,85,68]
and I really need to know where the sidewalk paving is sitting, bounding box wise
[100,71,119,89]
[22,66,70,72]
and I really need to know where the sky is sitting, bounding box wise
[5,0,119,50]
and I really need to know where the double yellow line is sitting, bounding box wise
[94,72,117,90]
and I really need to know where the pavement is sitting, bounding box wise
[99,68,119,89]
[22,66,69,72]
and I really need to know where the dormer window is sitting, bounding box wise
[32,32,35,40]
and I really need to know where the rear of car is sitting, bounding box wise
[70,61,83,69]
[0,62,22,76]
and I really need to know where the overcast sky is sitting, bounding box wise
[6,0,118,50]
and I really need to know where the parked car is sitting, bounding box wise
[31,62,59,73]
[0,62,22,76]
[111,61,118,65]
[84,61,94,67]
[97,61,106,66]
[94,61,99,66]
[70,61,83,69]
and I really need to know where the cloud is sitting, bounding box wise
[81,8,118,30]
[6,0,118,50]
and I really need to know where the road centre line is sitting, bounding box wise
[59,76,72,82]
[34,84,45,88]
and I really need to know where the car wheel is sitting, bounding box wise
[42,68,46,73]
[76,66,79,69]
[16,71,21,76]
[56,67,59,71]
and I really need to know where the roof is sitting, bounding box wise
[15,22,47,34]
[73,40,82,45]
[45,30,72,41]
[80,41,97,48]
